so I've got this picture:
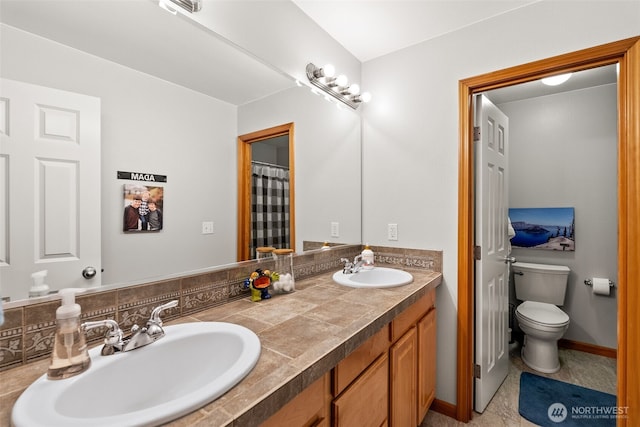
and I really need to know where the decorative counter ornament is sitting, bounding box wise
[244,269,278,301]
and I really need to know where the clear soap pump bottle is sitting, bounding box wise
[47,288,91,380]
[361,244,375,269]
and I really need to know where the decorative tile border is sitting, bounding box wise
[0,244,441,372]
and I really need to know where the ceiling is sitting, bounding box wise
[292,0,539,62]
[0,0,618,106]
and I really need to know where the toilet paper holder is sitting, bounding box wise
[584,279,615,288]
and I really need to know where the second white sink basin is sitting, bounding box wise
[12,322,261,427]
[332,267,413,288]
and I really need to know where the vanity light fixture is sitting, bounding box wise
[306,63,371,109]
[158,0,202,14]
[541,72,572,86]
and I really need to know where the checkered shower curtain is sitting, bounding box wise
[251,163,290,259]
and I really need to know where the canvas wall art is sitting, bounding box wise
[123,184,164,232]
[509,207,575,251]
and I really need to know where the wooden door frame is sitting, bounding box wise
[457,37,640,424]
[237,122,295,261]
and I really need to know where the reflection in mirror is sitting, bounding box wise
[0,0,362,303]
[238,124,295,261]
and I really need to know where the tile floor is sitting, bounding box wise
[422,346,617,426]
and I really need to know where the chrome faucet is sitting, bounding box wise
[82,319,124,356]
[124,300,178,351]
[81,300,178,355]
[340,255,365,274]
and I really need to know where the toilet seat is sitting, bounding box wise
[516,301,569,328]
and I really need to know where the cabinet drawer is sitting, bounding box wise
[391,288,435,342]
[261,373,330,427]
[333,324,390,395]
[333,352,389,427]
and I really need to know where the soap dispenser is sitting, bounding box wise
[47,288,91,380]
[361,245,375,269]
[29,270,50,298]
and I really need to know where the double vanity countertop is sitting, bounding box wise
[0,267,441,427]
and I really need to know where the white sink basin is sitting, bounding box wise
[12,322,261,427]
[332,267,413,288]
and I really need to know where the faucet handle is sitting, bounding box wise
[340,257,354,274]
[81,319,124,355]
[149,300,179,326]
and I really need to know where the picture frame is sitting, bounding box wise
[123,183,164,232]
[509,207,575,251]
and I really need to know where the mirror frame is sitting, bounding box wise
[237,122,296,261]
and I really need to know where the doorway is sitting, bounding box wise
[474,64,618,414]
[237,123,295,261]
[456,37,640,424]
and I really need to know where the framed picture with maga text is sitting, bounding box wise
[123,184,164,232]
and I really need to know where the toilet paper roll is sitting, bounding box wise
[592,277,611,296]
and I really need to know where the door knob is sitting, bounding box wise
[503,256,516,264]
[82,266,97,279]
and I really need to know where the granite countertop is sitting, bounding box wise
[0,267,441,427]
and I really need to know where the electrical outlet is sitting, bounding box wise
[388,223,398,241]
[331,222,340,237]
[202,221,214,234]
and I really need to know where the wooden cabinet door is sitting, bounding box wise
[417,308,437,424]
[390,326,417,427]
[333,352,389,427]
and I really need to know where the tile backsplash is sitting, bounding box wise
[0,245,441,372]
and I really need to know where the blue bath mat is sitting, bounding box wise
[519,372,618,426]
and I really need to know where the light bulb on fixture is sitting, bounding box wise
[313,64,335,79]
[354,92,372,103]
[348,84,360,95]
[323,64,335,78]
[541,73,572,86]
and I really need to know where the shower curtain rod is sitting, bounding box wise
[251,160,289,170]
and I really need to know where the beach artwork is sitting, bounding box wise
[509,207,575,251]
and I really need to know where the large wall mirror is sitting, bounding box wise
[0,0,362,303]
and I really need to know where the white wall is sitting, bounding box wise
[1,24,238,286]
[239,86,362,248]
[361,0,639,405]
[500,84,618,349]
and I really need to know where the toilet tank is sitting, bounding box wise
[512,262,570,305]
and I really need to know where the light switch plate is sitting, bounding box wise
[331,222,340,237]
[202,221,214,234]
[388,223,398,241]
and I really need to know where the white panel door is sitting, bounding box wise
[474,94,509,413]
[0,79,101,301]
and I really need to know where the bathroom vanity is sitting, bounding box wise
[264,285,437,427]
[1,265,441,426]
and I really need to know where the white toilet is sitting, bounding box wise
[513,262,570,373]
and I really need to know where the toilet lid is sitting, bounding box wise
[517,301,569,326]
